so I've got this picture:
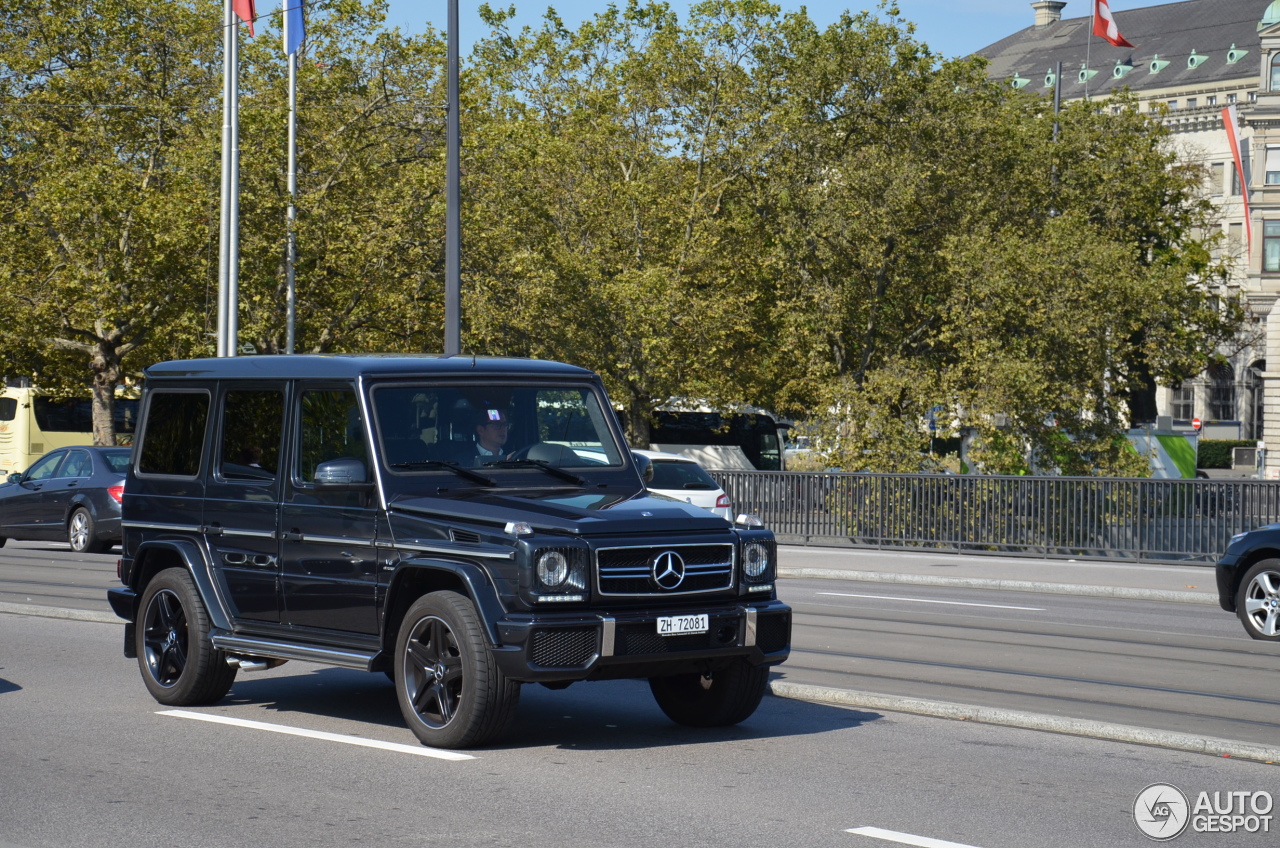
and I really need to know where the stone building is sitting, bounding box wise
[977,0,1280,474]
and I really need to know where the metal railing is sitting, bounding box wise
[709,471,1280,564]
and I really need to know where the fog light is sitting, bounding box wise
[537,550,569,587]
[743,542,769,577]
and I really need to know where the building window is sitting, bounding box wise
[1251,361,1267,440]
[1251,91,1259,102]
[1209,363,1237,421]
[1230,222,1244,249]
[1272,53,1280,90]
[1267,149,1280,185]
[1168,100,1178,109]
[1229,93,1239,104]
[1208,95,1218,106]
[1187,97,1198,109]
[1266,222,1280,271]
[1171,385,1194,420]
[1232,166,1243,196]
[1211,162,1225,195]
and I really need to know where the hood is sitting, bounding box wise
[387,488,732,535]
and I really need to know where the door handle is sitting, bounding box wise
[200,524,225,536]
[278,530,304,541]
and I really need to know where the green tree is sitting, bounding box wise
[465,0,780,446]
[0,0,222,444]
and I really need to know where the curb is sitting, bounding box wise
[768,680,1280,765]
[0,602,119,624]
[777,567,1218,605]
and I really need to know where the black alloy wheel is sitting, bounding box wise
[136,568,236,705]
[394,591,519,748]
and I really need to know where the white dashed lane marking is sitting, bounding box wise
[158,710,475,760]
[816,591,1045,611]
[845,826,988,848]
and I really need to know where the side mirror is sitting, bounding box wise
[6,472,20,484]
[313,457,374,491]
[632,452,654,484]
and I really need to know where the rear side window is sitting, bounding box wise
[138,392,210,476]
[56,450,92,478]
[220,389,285,481]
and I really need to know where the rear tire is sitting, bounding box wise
[1236,559,1280,641]
[395,591,520,748]
[136,568,237,705]
[649,659,770,727]
[68,508,108,554]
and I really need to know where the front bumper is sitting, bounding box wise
[1216,554,1240,612]
[490,599,791,683]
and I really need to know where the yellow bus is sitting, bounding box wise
[0,386,139,476]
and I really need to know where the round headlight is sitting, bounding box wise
[536,550,570,587]
[743,542,769,578]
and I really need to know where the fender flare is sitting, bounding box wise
[386,558,507,647]
[132,537,232,631]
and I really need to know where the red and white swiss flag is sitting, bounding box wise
[1093,0,1135,48]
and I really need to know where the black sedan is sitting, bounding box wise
[0,446,130,554]
[1216,525,1280,641]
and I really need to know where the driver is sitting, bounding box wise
[473,406,512,462]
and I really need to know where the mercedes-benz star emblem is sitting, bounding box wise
[651,551,686,590]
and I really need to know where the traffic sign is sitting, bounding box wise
[1192,417,1202,431]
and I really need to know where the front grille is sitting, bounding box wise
[530,627,597,667]
[756,612,791,653]
[597,544,734,596]
[614,618,740,657]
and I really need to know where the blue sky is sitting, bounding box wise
[380,1,1157,61]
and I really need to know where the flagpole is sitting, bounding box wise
[1085,2,1093,100]
[228,12,242,358]
[217,0,234,357]
[286,48,297,355]
[444,0,461,356]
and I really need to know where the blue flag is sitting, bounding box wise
[283,0,304,55]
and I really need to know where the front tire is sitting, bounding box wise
[1237,559,1280,641]
[136,568,237,705]
[394,591,520,748]
[649,659,770,727]
[68,508,108,554]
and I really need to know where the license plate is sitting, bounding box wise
[657,614,708,636]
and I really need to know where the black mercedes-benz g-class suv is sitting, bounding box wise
[107,355,790,747]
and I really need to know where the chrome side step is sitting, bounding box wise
[211,632,380,671]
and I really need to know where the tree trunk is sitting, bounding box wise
[90,344,121,446]
[624,393,652,449]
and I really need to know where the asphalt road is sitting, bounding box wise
[2,613,1277,848]
[780,578,1280,748]
[2,540,1278,748]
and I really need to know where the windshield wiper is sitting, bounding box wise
[389,460,496,486]
[482,459,586,485]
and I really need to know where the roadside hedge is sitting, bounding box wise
[1197,439,1254,469]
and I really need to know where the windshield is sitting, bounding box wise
[371,383,626,477]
